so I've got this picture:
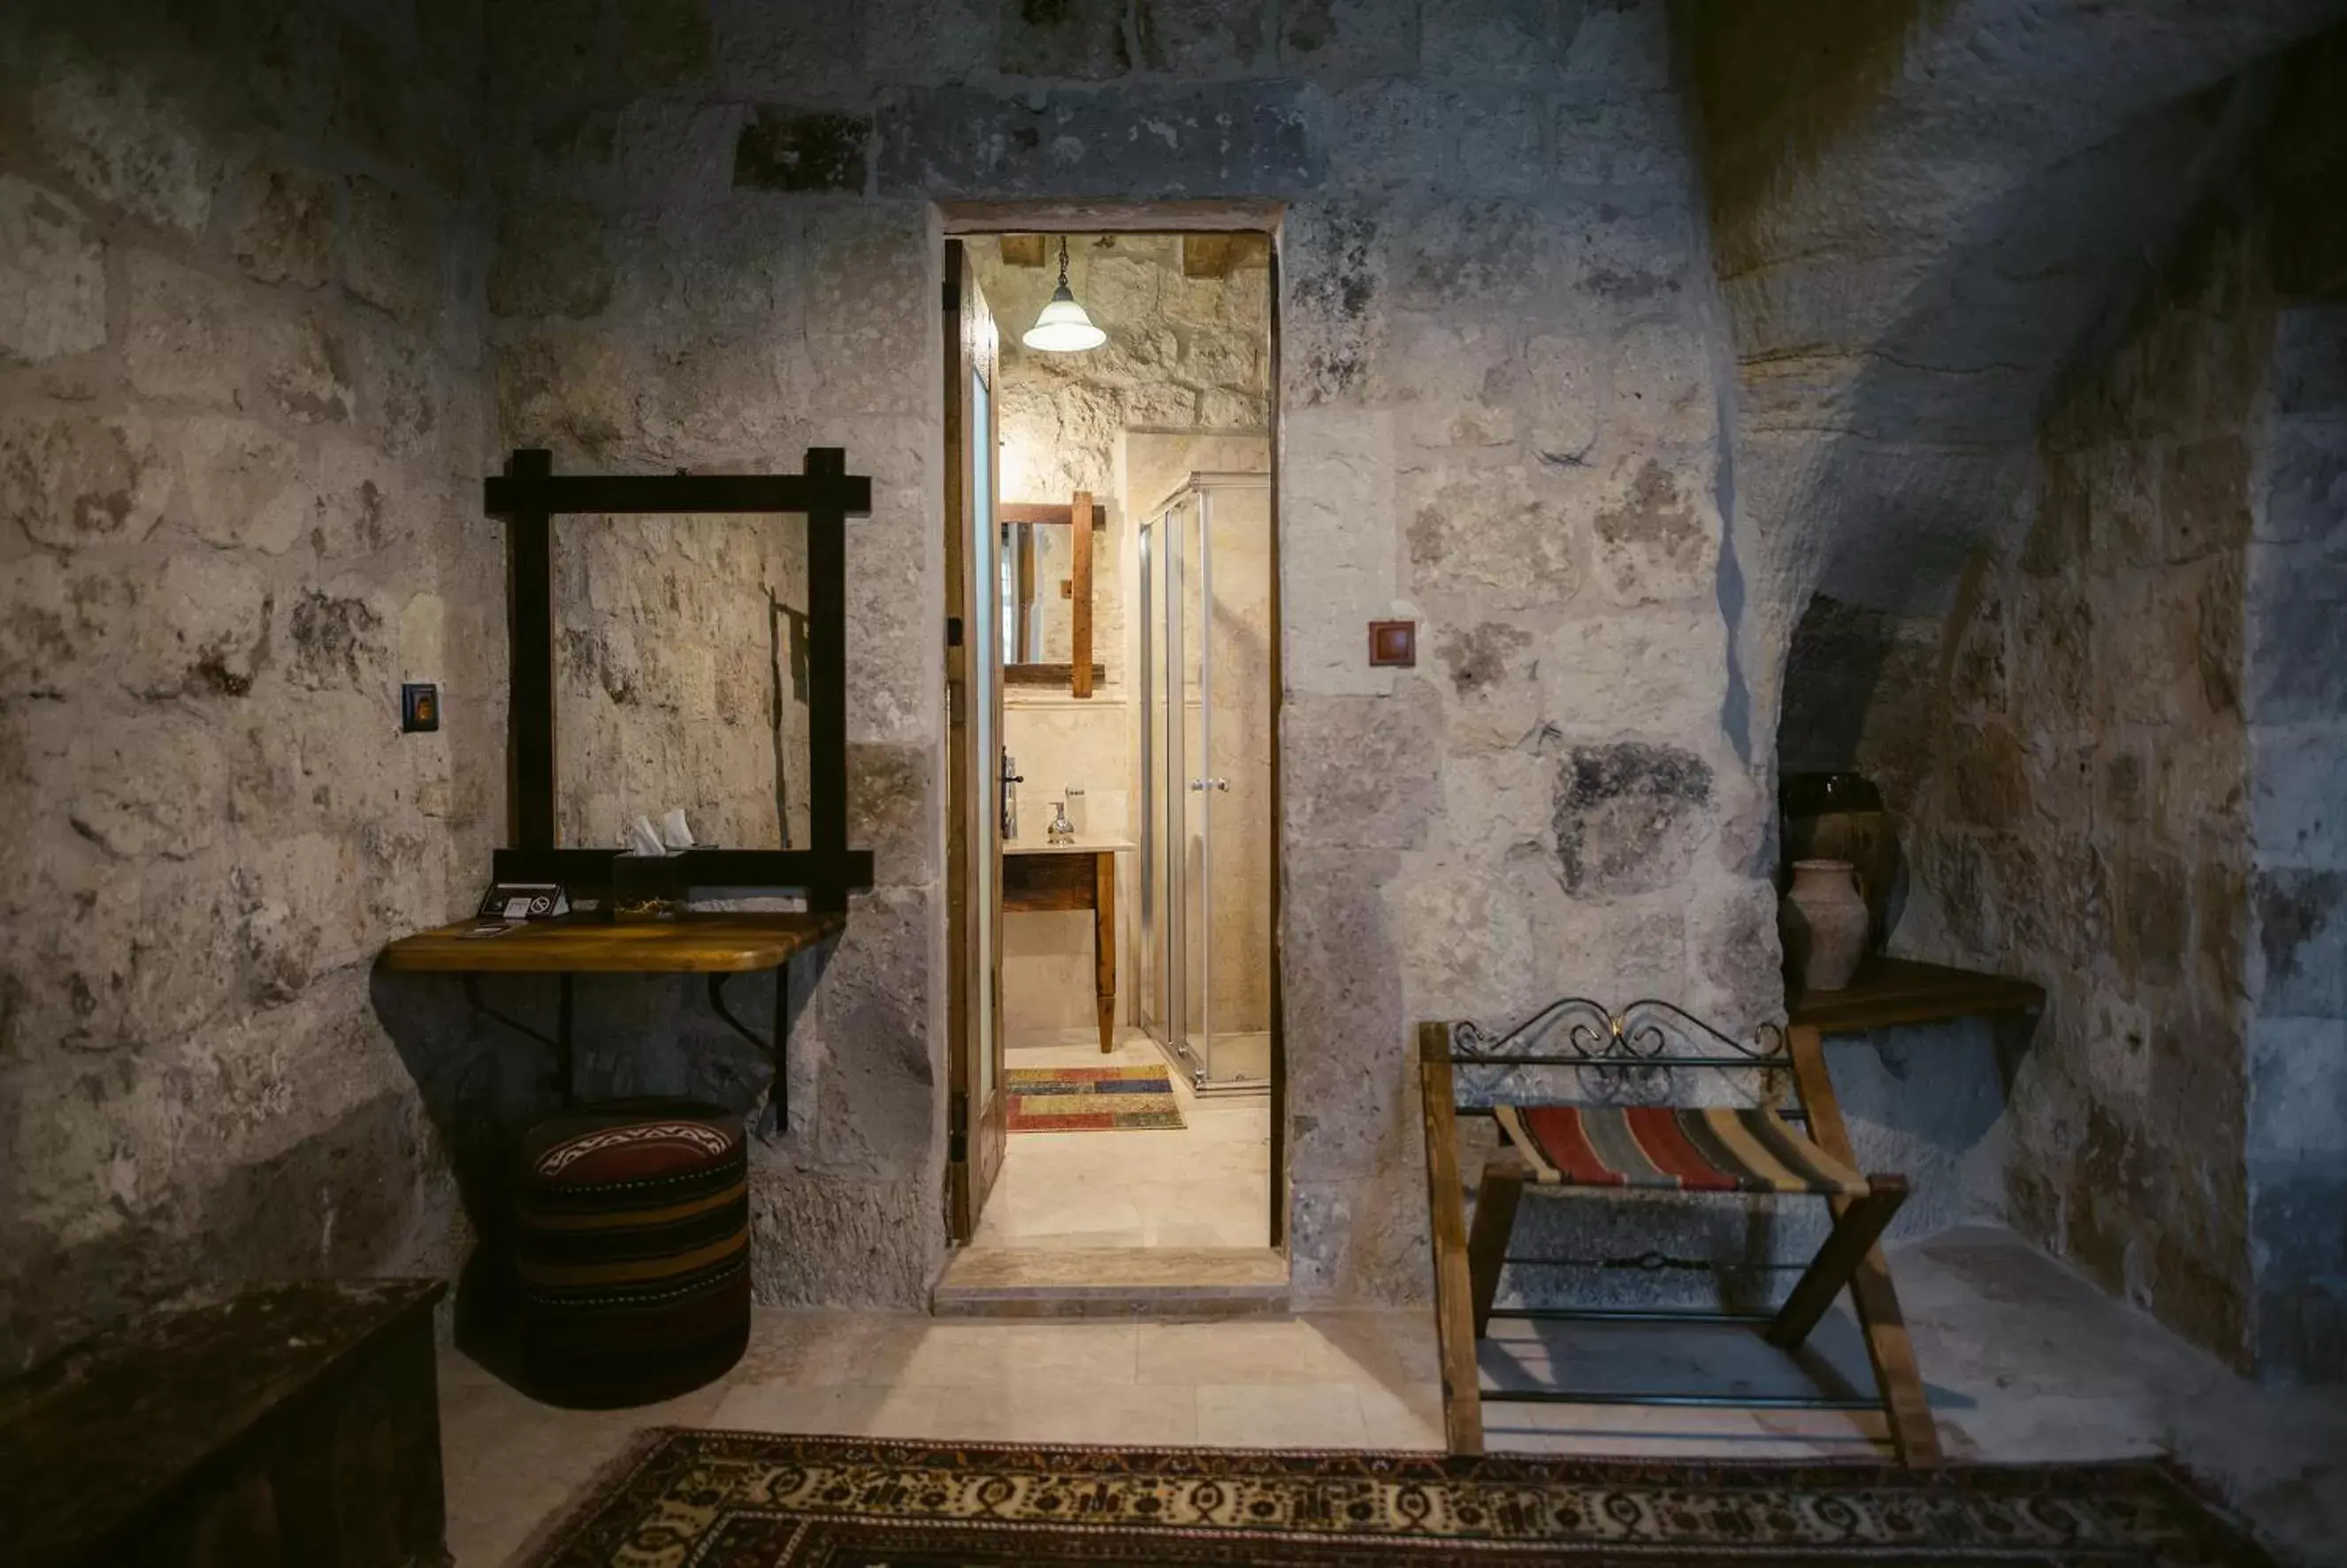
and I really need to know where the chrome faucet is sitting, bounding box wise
[1001,751,1023,842]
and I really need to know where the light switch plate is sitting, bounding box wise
[401,682,440,732]
[1368,620,1416,668]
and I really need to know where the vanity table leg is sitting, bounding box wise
[556,974,576,1107]
[1093,851,1116,1054]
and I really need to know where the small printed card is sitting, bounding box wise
[473,883,570,922]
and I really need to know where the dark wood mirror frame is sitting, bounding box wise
[1001,491,1105,698]
[483,446,877,913]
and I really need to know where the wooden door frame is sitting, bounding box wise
[944,239,1007,1241]
[937,204,1288,1258]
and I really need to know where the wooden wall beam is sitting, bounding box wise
[1070,488,1093,700]
[1000,501,1107,528]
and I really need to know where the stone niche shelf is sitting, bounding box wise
[1786,957,2045,1034]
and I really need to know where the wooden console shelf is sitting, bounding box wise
[1787,957,2044,1035]
[380,912,844,975]
[379,913,846,1128]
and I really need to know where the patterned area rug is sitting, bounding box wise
[1007,1065,1185,1133]
[523,1431,2274,1566]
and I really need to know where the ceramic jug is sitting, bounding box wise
[1780,771,1900,951]
[1781,859,1869,991]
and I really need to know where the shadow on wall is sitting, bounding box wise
[367,964,785,1373]
[1774,80,2268,639]
[0,1074,452,1371]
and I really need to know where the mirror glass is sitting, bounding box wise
[551,513,812,851]
[999,520,1078,666]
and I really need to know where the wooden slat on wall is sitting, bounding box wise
[1001,501,1107,527]
[1070,489,1093,699]
[1002,662,1105,687]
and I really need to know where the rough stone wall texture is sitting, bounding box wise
[554,515,809,853]
[1904,228,2267,1363]
[2240,32,2347,1383]
[982,233,1270,511]
[1681,0,2340,771]
[1897,28,2347,1376]
[2248,294,2347,1380]
[0,0,500,1366]
[1686,0,2347,1374]
[486,164,945,1309]
[477,0,1769,1305]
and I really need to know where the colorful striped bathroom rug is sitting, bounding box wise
[1006,1065,1186,1132]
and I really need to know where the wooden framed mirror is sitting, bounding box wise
[999,490,1106,697]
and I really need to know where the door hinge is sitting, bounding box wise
[946,616,964,646]
[949,1090,968,1164]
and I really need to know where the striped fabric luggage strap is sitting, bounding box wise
[1494,1104,1868,1197]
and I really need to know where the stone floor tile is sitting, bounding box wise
[711,1382,942,1438]
[731,1311,922,1387]
[1137,1319,1369,1386]
[975,1185,1149,1247]
[927,1382,1201,1446]
[1195,1383,1368,1448]
[437,1231,2347,1568]
[1352,1382,1446,1449]
[889,1319,1140,1386]
[440,1375,727,1566]
[1296,1311,1443,1388]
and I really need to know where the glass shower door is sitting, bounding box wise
[1138,514,1171,1050]
[1181,492,1212,1073]
[1201,481,1271,1084]
[1141,477,1270,1092]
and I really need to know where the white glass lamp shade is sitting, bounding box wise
[1021,284,1106,353]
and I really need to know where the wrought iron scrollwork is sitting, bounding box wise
[1449,998,1785,1106]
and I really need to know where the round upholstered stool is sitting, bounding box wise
[512,1098,750,1407]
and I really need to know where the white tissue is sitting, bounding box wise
[625,815,666,856]
[659,807,694,850]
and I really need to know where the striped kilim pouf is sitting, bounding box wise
[513,1098,750,1407]
[1495,1104,1869,1196]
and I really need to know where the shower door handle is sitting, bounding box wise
[1189,777,1229,792]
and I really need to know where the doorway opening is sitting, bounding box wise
[942,222,1282,1301]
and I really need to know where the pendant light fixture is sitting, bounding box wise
[1021,236,1107,353]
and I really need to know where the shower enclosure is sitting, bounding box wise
[1137,472,1273,1092]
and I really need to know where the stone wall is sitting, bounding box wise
[1682,0,2336,775]
[0,0,499,1366]
[479,0,1769,1304]
[1905,218,2265,1359]
[2249,294,2347,1380]
[1899,33,2347,1372]
[2241,32,2347,1383]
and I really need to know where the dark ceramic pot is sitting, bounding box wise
[1779,772,1900,952]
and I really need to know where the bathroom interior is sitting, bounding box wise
[969,232,1275,1256]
